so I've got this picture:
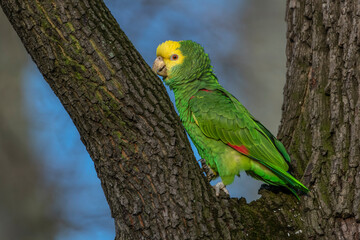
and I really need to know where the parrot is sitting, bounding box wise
[152,40,309,199]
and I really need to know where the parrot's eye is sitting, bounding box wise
[170,54,179,61]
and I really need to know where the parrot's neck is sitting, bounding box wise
[172,69,221,121]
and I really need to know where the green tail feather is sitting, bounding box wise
[286,187,301,201]
[261,161,309,196]
[247,155,309,199]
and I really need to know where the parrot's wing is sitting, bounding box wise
[250,116,290,163]
[189,88,308,194]
[189,88,289,170]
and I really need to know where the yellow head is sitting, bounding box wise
[152,40,213,89]
[152,40,185,79]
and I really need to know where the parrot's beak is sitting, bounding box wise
[152,56,167,78]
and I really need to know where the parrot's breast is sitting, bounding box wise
[183,119,251,185]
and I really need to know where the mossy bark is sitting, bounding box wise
[1,0,359,239]
[278,0,360,239]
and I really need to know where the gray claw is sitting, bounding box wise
[214,182,229,197]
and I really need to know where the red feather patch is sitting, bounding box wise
[200,89,212,92]
[228,143,249,155]
[190,89,212,100]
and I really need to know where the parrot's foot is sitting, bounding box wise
[213,182,229,197]
[200,158,217,182]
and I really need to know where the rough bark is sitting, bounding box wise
[1,0,359,239]
[278,0,360,239]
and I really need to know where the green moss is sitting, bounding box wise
[318,177,330,206]
[40,18,51,30]
[113,131,122,139]
[289,116,312,176]
[109,98,120,110]
[100,102,111,117]
[60,67,67,74]
[94,90,103,102]
[74,71,82,80]
[69,35,83,54]
[63,55,72,66]
[61,54,87,83]
[66,22,75,32]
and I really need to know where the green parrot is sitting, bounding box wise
[152,40,309,199]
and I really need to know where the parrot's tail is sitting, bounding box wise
[267,164,308,200]
[247,159,309,200]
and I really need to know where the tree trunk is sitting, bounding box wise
[279,0,360,239]
[1,0,358,239]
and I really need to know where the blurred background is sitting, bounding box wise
[0,0,286,239]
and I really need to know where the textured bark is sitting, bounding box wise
[279,0,360,239]
[1,0,358,239]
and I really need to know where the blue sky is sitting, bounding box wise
[22,1,286,239]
